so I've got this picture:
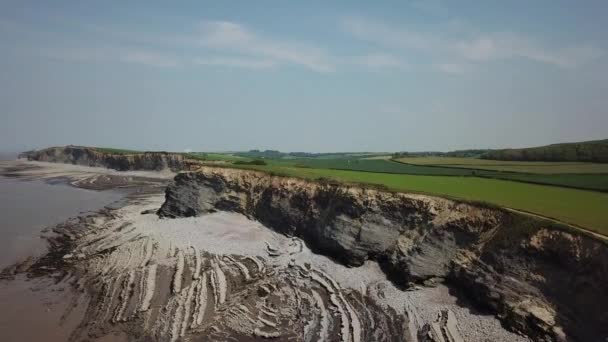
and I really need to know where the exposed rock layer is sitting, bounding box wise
[20,146,196,172]
[10,193,411,342]
[158,166,608,342]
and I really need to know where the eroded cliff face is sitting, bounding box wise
[20,146,194,171]
[158,166,608,342]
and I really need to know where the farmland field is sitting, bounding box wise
[278,158,474,175]
[249,158,608,192]
[229,163,608,235]
[395,157,608,174]
[478,172,608,191]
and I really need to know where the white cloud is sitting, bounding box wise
[342,16,603,69]
[196,21,335,72]
[456,37,496,61]
[80,21,335,71]
[121,51,181,67]
[2,18,339,72]
[5,17,419,73]
[39,46,181,68]
[193,56,276,69]
[350,53,408,68]
[455,34,603,67]
[341,17,434,51]
[436,63,466,74]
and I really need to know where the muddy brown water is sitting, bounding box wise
[0,176,126,342]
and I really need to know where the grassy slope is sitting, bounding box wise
[229,164,608,235]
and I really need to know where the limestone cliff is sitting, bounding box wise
[20,146,196,171]
[158,166,608,342]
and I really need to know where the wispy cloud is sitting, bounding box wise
[73,20,335,72]
[341,16,603,70]
[121,51,181,67]
[195,21,335,72]
[455,34,602,68]
[2,16,411,73]
[19,15,597,74]
[349,53,408,69]
[193,56,276,69]
[436,63,466,74]
[341,17,434,51]
[38,46,182,68]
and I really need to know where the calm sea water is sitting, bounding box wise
[0,176,126,342]
[0,152,18,161]
[0,177,124,269]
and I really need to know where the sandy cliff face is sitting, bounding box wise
[158,166,608,342]
[20,146,193,171]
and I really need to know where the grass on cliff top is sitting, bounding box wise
[94,147,143,155]
[185,152,250,162]
[227,163,608,235]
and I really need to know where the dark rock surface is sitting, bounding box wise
[158,166,608,342]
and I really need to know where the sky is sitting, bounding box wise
[1,0,607,153]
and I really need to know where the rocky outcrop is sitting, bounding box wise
[158,166,608,342]
[17,193,410,342]
[20,146,196,171]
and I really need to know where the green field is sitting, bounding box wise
[277,158,474,175]
[251,158,608,192]
[396,157,608,174]
[478,172,608,192]
[228,163,608,235]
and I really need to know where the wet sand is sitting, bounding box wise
[0,276,89,342]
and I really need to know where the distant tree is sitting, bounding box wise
[480,139,608,163]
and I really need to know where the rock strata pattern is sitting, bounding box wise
[158,166,608,342]
[20,196,410,342]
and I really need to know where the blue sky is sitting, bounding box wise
[1,0,607,152]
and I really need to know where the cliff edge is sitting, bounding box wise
[20,146,195,172]
[158,166,608,342]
